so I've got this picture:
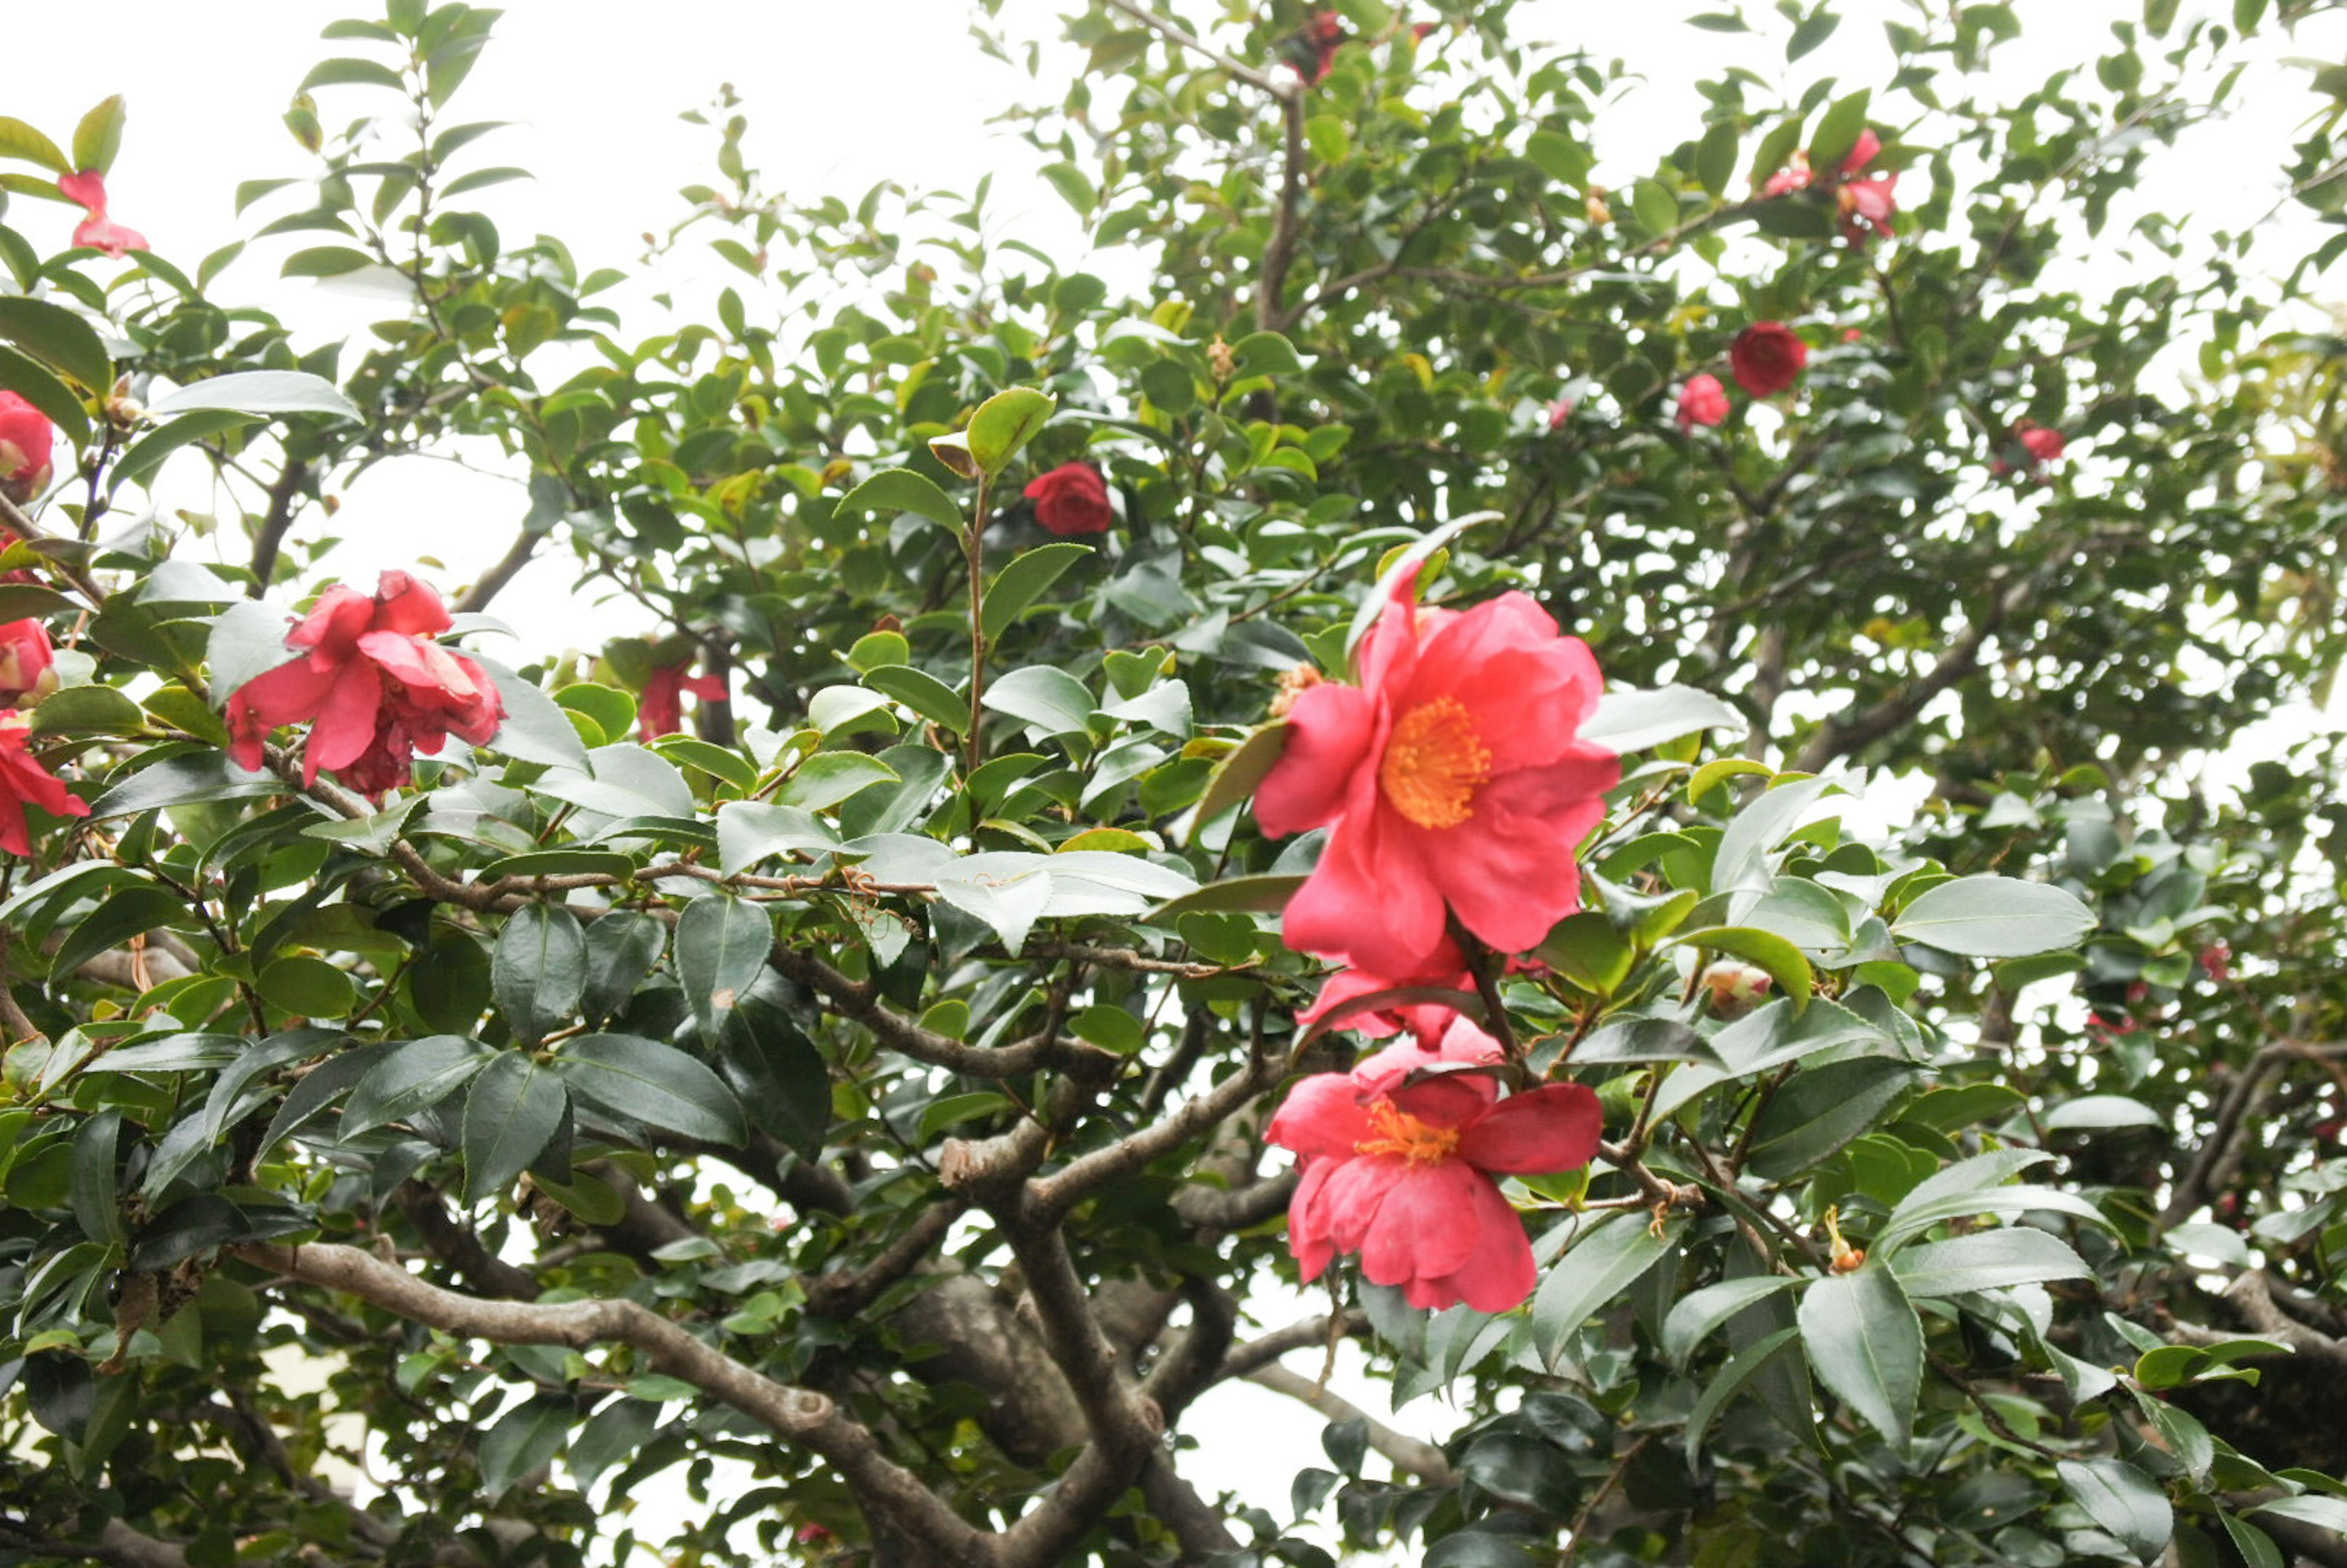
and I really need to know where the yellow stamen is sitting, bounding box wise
[1353,1101,1461,1166]
[1379,695,1491,829]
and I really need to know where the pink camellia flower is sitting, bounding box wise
[2200,940,2231,984]
[0,712,88,857]
[1728,322,1807,398]
[1023,462,1113,537]
[0,394,54,504]
[1992,420,2066,478]
[1545,395,1576,432]
[0,619,58,708]
[56,170,148,257]
[1269,1013,1601,1312]
[637,658,725,740]
[1306,10,1346,82]
[224,571,505,794]
[1299,935,1478,1042]
[1255,571,1617,978]
[1761,128,1897,245]
[1674,373,1729,431]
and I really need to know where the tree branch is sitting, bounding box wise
[1030,1053,1281,1220]
[245,458,311,595]
[1243,1363,1457,1485]
[231,1241,999,1566]
[1099,0,1288,93]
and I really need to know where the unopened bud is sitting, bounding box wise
[104,375,144,431]
[1700,959,1772,1019]
[1585,186,1612,226]
[1269,662,1324,718]
[1207,337,1237,383]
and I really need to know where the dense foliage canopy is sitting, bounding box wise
[6,1,2347,1565]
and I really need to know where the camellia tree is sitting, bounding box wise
[7,0,2347,1564]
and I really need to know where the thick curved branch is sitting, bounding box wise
[1171,1168,1297,1231]
[1243,1363,1457,1486]
[231,1241,997,1567]
[1030,1053,1281,1220]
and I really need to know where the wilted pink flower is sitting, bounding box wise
[1729,322,1807,397]
[1023,462,1113,536]
[1255,572,1617,978]
[2200,941,2231,984]
[0,394,54,504]
[1269,1014,1601,1312]
[57,170,147,257]
[225,571,504,794]
[637,659,725,740]
[1675,373,1729,431]
[0,713,87,857]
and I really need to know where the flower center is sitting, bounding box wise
[1379,696,1490,829]
[1353,1101,1462,1166]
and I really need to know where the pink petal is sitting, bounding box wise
[1254,681,1376,836]
[290,587,375,660]
[1838,128,1882,175]
[1288,1160,1339,1280]
[71,216,147,257]
[1317,1156,1395,1254]
[1358,1160,1484,1286]
[56,170,108,211]
[1266,1072,1376,1160]
[373,571,452,637]
[358,630,479,703]
[1457,1083,1602,1175]
[307,663,386,777]
[1288,812,1447,976]
[1387,1072,1498,1129]
[1425,1175,1537,1312]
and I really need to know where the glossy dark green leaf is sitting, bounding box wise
[493,903,587,1045]
[579,911,667,1024]
[2057,1457,2173,1564]
[837,467,966,540]
[1798,1266,1922,1449]
[147,370,359,422]
[0,295,109,392]
[1888,875,2095,958]
[982,542,1093,640]
[341,1035,493,1137]
[68,1110,122,1245]
[674,895,771,1041]
[461,1053,567,1204]
[1532,1215,1679,1367]
[552,1033,746,1146]
[477,1393,572,1498]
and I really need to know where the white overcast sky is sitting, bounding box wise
[10,0,2347,1553]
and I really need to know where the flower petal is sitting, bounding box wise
[1266,1071,1376,1160]
[1254,681,1376,837]
[1425,1175,1538,1313]
[307,662,386,776]
[1357,1160,1484,1286]
[1457,1083,1602,1175]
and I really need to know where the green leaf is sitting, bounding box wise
[147,370,359,422]
[2250,1495,2347,1536]
[53,885,202,979]
[1787,10,1840,61]
[983,542,1093,640]
[1744,1059,1917,1182]
[1685,1326,1800,1467]
[1661,1275,1800,1367]
[112,409,257,496]
[342,1035,494,1137]
[281,246,377,279]
[1888,875,2095,958]
[461,1053,567,1204]
[713,801,840,876]
[569,1398,658,1490]
[0,295,111,392]
[69,1110,123,1245]
[477,1393,571,1499]
[1568,1019,1725,1068]
[862,664,968,735]
[981,665,1096,736]
[1798,1266,1922,1448]
[1890,1228,2090,1299]
[1229,331,1304,379]
[968,387,1057,475]
[1524,128,1582,183]
[2220,1515,2284,1568]
[1677,926,1812,1013]
[302,57,409,92]
[1147,873,1307,921]
[0,340,90,446]
[2057,1457,2173,1564]
[1190,720,1288,841]
[1695,119,1739,200]
[1532,1215,1679,1366]
[2041,1093,2162,1132]
[779,752,898,813]
[1582,684,1746,754]
[579,912,666,1025]
[493,903,587,1046]
[28,684,146,738]
[255,956,357,1019]
[674,896,771,1041]
[0,118,72,174]
[1038,161,1095,214]
[836,467,967,540]
[716,999,831,1156]
[479,659,591,771]
[1808,89,1871,172]
[553,1033,746,1145]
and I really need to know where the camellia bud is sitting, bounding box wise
[1207,337,1237,383]
[1823,1206,1865,1273]
[1700,959,1772,1019]
[104,374,145,431]
[1585,186,1611,226]
[1269,662,1324,719]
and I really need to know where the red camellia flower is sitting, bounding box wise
[1023,462,1113,536]
[1545,395,1576,432]
[0,394,54,504]
[1268,1013,1601,1312]
[1299,935,1478,1042]
[637,659,726,741]
[1255,571,1618,978]
[56,170,148,257]
[1729,322,1808,398]
[0,619,58,708]
[225,571,505,794]
[1307,10,1346,82]
[0,712,88,857]
[1674,373,1729,431]
[1762,127,1897,245]
[1992,420,2066,478]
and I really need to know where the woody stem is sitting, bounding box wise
[966,473,991,775]
[1455,925,1519,1062]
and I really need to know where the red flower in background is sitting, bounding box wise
[0,620,58,709]
[0,713,87,857]
[224,571,504,794]
[1729,323,1808,397]
[1675,373,1729,431]
[0,394,54,505]
[1268,1013,1601,1311]
[1254,571,1617,978]
[1024,462,1113,536]
[1993,420,2066,478]
[1546,395,1576,431]
[1762,127,1897,245]
[1307,10,1346,82]
[638,659,725,740]
[57,170,147,257]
